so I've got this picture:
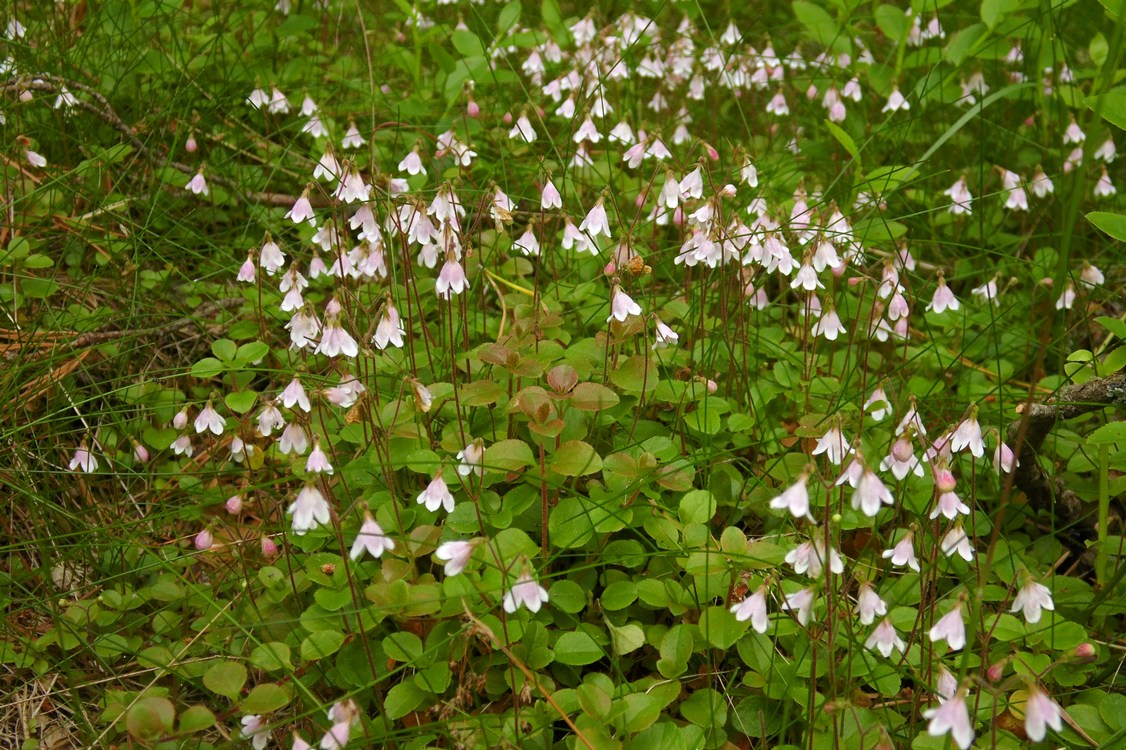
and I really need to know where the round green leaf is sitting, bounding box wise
[240,683,291,714]
[125,696,175,740]
[551,440,602,476]
[202,661,247,699]
[554,631,605,665]
[301,630,346,662]
[249,642,291,672]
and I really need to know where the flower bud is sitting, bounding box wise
[194,529,213,551]
[1071,643,1097,662]
[185,134,198,153]
[226,495,243,514]
[603,262,616,276]
[261,535,278,557]
[133,440,150,463]
[706,379,718,394]
[466,99,479,118]
[986,661,1005,682]
[503,111,513,124]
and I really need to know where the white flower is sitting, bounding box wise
[288,484,331,535]
[435,540,474,576]
[285,190,316,226]
[812,424,852,466]
[924,691,974,750]
[653,320,678,349]
[941,524,975,562]
[811,306,846,341]
[579,198,612,239]
[927,274,960,313]
[417,471,455,513]
[607,286,642,323]
[436,257,469,299]
[1024,685,1064,742]
[855,583,887,625]
[342,120,366,149]
[882,533,920,572]
[457,440,484,477]
[503,570,549,613]
[372,304,405,350]
[881,86,910,113]
[278,422,308,455]
[1010,578,1054,624]
[349,513,395,560]
[259,237,286,275]
[781,587,815,626]
[853,468,895,517]
[769,473,812,520]
[950,412,985,458]
[398,147,426,175]
[509,113,537,143]
[247,87,270,109]
[69,444,98,473]
[194,401,226,435]
[171,434,193,457]
[730,585,769,633]
[928,603,966,650]
[281,377,311,412]
[240,714,270,750]
[865,618,906,657]
[864,386,892,421]
[305,439,334,475]
[944,177,973,215]
[541,178,562,210]
[186,170,208,196]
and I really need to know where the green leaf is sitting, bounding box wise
[484,438,535,472]
[459,379,505,406]
[301,630,345,661]
[202,661,246,699]
[23,254,54,269]
[824,119,860,166]
[1096,316,1126,339]
[793,1,839,47]
[250,642,291,672]
[680,687,727,728]
[177,705,215,734]
[1086,211,1126,242]
[610,355,658,394]
[385,681,427,720]
[212,338,238,362]
[126,697,175,740]
[874,4,909,41]
[605,620,645,656]
[600,581,637,611]
[224,390,258,414]
[570,382,620,411]
[451,29,485,58]
[554,631,605,665]
[383,632,423,662]
[191,357,225,380]
[236,341,269,365]
[549,579,587,613]
[657,625,693,678]
[699,606,748,650]
[1088,88,1126,131]
[497,0,521,35]
[980,0,1017,29]
[551,440,602,476]
[679,490,716,525]
[240,684,290,714]
[1089,422,1126,445]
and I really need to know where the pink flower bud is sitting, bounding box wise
[1024,116,1035,127]
[1071,643,1097,662]
[848,276,862,286]
[466,99,479,117]
[603,262,616,276]
[986,661,1005,681]
[635,193,645,207]
[185,134,198,153]
[133,441,150,463]
[226,495,243,514]
[935,467,957,494]
[535,106,545,118]
[503,111,513,124]
[261,535,278,557]
[194,529,213,551]
[707,379,718,394]
[705,144,719,161]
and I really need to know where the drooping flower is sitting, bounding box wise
[281,377,311,412]
[866,617,906,657]
[579,197,612,239]
[853,467,895,517]
[1023,684,1064,741]
[69,443,98,473]
[950,409,985,458]
[541,177,562,210]
[1010,576,1054,624]
[305,438,334,475]
[941,523,975,562]
[186,169,209,196]
[882,532,920,572]
[785,536,844,578]
[944,177,973,215]
[240,714,270,750]
[730,585,769,633]
[372,304,405,350]
[811,305,846,341]
[928,603,966,650]
[812,423,852,466]
[993,438,1017,474]
[924,690,975,750]
[781,587,816,626]
[930,465,970,519]
[349,512,395,560]
[259,234,286,275]
[457,439,485,477]
[653,319,679,349]
[881,86,910,113]
[607,286,642,323]
[285,187,316,226]
[927,272,960,314]
[1055,282,1076,310]
[288,484,331,535]
[417,470,455,513]
[503,569,550,613]
[194,401,226,436]
[436,255,469,299]
[435,540,475,576]
[864,386,892,422]
[341,120,365,149]
[855,583,887,625]
[278,421,308,455]
[881,433,925,479]
[769,471,813,520]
